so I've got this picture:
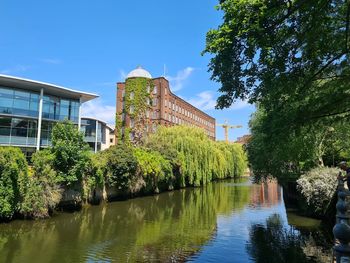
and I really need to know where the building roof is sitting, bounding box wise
[126,66,152,79]
[0,74,99,103]
[81,116,114,131]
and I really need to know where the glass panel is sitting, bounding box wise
[0,127,11,136]
[43,96,51,119]
[12,118,28,129]
[13,90,30,116]
[0,88,14,114]
[14,90,30,100]
[97,122,102,141]
[101,125,106,144]
[0,117,12,127]
[60,99,70,120]
[29,94,39,117]
[70,101,79,122]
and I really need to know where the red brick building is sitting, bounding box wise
[116,66,216,140]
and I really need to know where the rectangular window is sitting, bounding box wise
[152,98,158,106]
[60,100,70,120]
[152,111,158,119]
[153,86,157,94]
[130,92,134,100]
[130,118,134,128]
[129,105,134,114]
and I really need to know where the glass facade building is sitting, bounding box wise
[81,117,114,152]
[0,75,98,157]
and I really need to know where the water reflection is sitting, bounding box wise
[246,214,315,263]
[0,178,332,263]
[249,180,282,207]
[0,179,251,262]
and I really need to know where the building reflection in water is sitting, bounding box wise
[250,179,282,207]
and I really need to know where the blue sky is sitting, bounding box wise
[0,0,255,141]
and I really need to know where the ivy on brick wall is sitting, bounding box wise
[116,77,154,144]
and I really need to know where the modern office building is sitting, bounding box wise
[81,117,115,152]
[116,66,216,141]
[0,74,98,157]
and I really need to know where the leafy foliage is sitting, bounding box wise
[296,167,338,216]
[204,1,350,185]
[204,1,350,121]
[147,126,247,187]
[116,77,154,144]
[104,144,138,191]
[51,120,90,185]
[133,147,173,193]
[20,150,62,219]
[0,147,28,220]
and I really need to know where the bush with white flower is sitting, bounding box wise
[297,167,338,216]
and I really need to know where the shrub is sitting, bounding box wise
[104,144,138,192]
[80,151,106,202]
[296,166,338,216]
[0,147,28,220]
[20,150,62,219]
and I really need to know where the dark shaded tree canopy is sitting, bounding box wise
[204,0,350,127]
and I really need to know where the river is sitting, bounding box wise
[0,178,333,263]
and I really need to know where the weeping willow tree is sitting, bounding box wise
[146,126,247,187]
[133,148,173,193]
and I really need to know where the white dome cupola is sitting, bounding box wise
[126,66,152,79]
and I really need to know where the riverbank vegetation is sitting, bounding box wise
[204,1,350,217]
[0,122,247,221]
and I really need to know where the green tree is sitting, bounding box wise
[0,147,28,220]
[51,120,90,185]
[204,1,350,124]
[133,147,173,193]
[204,1,350,180]
[147,126,247,187]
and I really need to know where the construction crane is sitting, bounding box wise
[217,120,242,143]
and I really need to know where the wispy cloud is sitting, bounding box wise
[186,90,251,111]
[81,99,116,124]
[166,67,194,92]
[187,91,217,111]
[39,58,62,65]
[0,65,30,74]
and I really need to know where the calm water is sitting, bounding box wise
[0,178,333,263]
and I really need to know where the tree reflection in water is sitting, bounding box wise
[246,214,332,263]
